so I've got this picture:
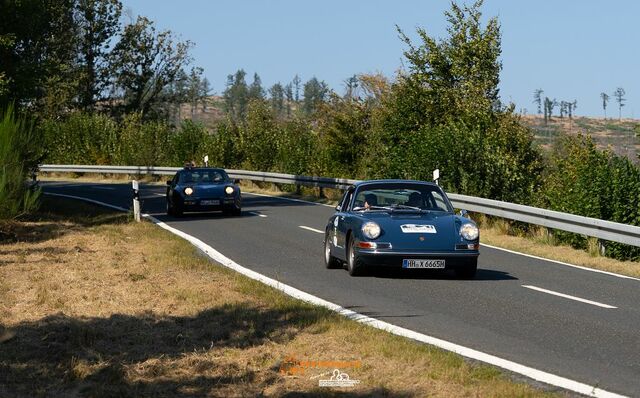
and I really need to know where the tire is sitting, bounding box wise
[166,200,173,216]
[347,238,366,276]
[454,260,477,279]
[173,203,183,217]
[232,207,242,216]
[324,233,341,269]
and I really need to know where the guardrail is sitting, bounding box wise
[39,164,640,247]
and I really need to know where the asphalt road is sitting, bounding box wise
[42,181,640,396]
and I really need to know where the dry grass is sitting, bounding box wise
[480,225,640,278]
[0,197,563,397]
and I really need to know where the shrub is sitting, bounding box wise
[542,134,640,260]
[0,105,42,219]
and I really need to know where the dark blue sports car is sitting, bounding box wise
[166,167,241,217]
[323,180,479,278]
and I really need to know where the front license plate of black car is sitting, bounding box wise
[402,259,445,269]
[200,200,220,206]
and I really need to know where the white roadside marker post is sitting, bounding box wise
[433,168,440,186]
[132,180,141,222]
[204,155,209,167]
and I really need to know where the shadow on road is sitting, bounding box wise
[337,267,518,281]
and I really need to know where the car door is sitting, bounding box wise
[167,173,179,202]
[334,187,355,255]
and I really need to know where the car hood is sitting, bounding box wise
[359,211,463,251]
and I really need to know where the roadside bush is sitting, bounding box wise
[170,119,209,166]
[119,113,173,167]
[42,112,120,165]
[0,105,42,219]
[542,134,640,260]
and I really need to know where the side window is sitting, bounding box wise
[341,189,354,212]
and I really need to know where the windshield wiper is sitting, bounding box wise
[352,205,392,212]
[389,204,427,212]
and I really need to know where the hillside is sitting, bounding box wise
[521,114,640,162]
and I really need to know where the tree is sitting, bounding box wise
[533,89,544,115]
[543,97,557,124]
[600,92,609,119]
[222,69,249,120]
[248,72,264,100]
[559,101,567,118]
[292,74,301,102]
[396,0,502,124]
[358,73,390,101]
[75,0,122,111]
[269,82,285,117]
[185,66,210,116]
[344,75,359,99]
[0,0,78,114]
[567,100,577,119]
[109,16,192,118]
[613,87,626,120]
[284,83,293,115]
[302,77,330,115]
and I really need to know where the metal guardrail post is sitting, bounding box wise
[132,180,141,222]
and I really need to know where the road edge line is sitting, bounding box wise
[481,243,640,282]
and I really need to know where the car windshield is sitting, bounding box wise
[179,170,229,184]
[352,183,453,213]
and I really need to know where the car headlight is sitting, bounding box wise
[184,187,193,195]
[460,223,479,240]
[362,222,381,239]
[225,186,234,195]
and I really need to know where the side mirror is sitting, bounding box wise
[458,209,468,218]
[166,181,172,186]
[234,179,240,184]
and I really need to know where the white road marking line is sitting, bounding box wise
[249,211,267,218]
[299,225,323,234]
[44,191,628,398]
[43,192,128,212]
[481,243,640,282]
[522,285,617,309]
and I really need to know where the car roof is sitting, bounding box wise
[180,167,227,173]
[352,179,439,188]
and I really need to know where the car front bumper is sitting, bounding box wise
[355,248,478,269]
[178,196,240,212]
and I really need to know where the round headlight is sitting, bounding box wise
[362,222,381,239]
[225,186,234,195]
[184,187,193,196]
[460,223,479,240]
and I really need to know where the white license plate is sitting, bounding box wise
[200,200,220,206]
[402,259,445,269]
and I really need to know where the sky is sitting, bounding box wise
[121,0,639,118]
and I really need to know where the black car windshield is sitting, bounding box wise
[352,183,453,213]
[179,169,229,184]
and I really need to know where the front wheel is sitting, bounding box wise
[324,234,341,269]
[347,238,366,276]
[454,261,477,279]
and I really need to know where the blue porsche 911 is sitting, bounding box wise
[323,180,479,278]
[166,167,241,217]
